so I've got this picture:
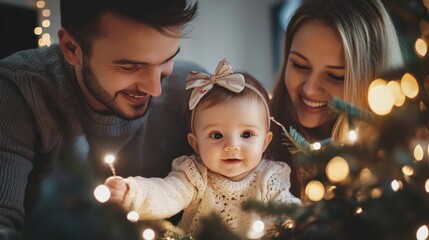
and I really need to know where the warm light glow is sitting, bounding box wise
[401,73,419,99]
[355,207,363,215]
[371,188,383,198]
[127,211,139,222]
[425,179,429,193]
[94,184,111,203]
[368,79,394,115]
[104,154,116,164]
[283,219,295,229]
[415,144,424,161]
[402,165,414,176]
[142,229,155,240]
[305,180,325,201]
[36,0,45,8]
[42,33,50,40]
[34,27,42,35]
[252,220,265,233]
[417,225,429,240]
[387,80,406,107]
[348,130,357,142]
[311,142,322,151]
[391,180,403,192]
[42,19,51,28]
[359,168,377,185]
[42,9,51,17]
[415,38,428,57]
[326,156,349,183]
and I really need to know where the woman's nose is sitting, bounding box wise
[302,73,323,96]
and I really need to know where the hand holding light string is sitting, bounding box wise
[104,154,116,177]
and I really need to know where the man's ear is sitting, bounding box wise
[187,133,200,155]
[263,131,273,152]
[58,28,83,66]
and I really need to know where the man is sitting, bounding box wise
[0,0,202,238]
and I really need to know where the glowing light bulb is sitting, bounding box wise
[305,181,325,201]
[355,207,363,215]
[348,130,357,142]
[127,211,139,222]
[401,73,419,99]
[402,165,414,176]
[42,9,51,17]
[417,225,429,240]
[34,27,42,35]
[311,142,322,151]
[387,80,406,107]
[414,144,424,161]
[391,180,402,192]
[94,184,111,203]
[326,156,349,183]
[415,38,428,57]
[42,19,51,28]
[142,229,155,240]
[36,0,45,8]
[368,79,394,115]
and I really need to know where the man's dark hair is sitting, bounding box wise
[60,0,198,55]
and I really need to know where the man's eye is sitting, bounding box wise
[241,131,253,139]
[118,65,140,71]
[210,132,223,139]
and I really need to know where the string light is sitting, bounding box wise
[348,130,358,142]
[401,73,419,99]
[402,165,414,176]
[415,38,428,57]
[417,225,429,240]
[305,180,325,201]
[368,79,394,115]
[414,144,424,161]
[387,80,406,107]
[326,156,350,183]
[247,219,265,239]
[34,0,52,47]
[127,211,139,222]
[391,180,403,192]
[93,184,111,203]
[142,229,156,240]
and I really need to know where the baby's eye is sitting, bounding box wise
[209,132,223,139]
[241,131,254,139]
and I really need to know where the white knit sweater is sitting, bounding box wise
[123,155,301,237]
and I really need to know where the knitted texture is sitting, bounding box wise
[123,155,301,237]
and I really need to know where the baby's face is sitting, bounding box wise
[189,99,272,181]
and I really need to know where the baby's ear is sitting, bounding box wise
[187,133,200,154]
[263,131,273,151]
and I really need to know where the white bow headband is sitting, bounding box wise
[185,59,271,132]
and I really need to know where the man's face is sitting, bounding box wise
[76,13,181,120]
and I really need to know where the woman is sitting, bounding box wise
[269,0,404,197]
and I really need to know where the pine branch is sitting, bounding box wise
[270,117,311,154]
[328,97,375,123]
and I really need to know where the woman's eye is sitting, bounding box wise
[292,62,310,70]
[241,131,253,139]
[209,132,223,139]
[328,74,344,81]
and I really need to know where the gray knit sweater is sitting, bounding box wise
[0,45,204,238]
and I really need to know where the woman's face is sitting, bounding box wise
[284,20,345,129]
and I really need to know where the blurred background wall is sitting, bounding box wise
[0,0,290,91]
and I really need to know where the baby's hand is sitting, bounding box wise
[104,176,129,204]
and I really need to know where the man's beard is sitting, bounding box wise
[81,57,149,120]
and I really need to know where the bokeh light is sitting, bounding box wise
[93,184,111,203]
[401,73,419,99]
[305,181,325,201]
[326,156,350,183]
[368,79,394,115]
